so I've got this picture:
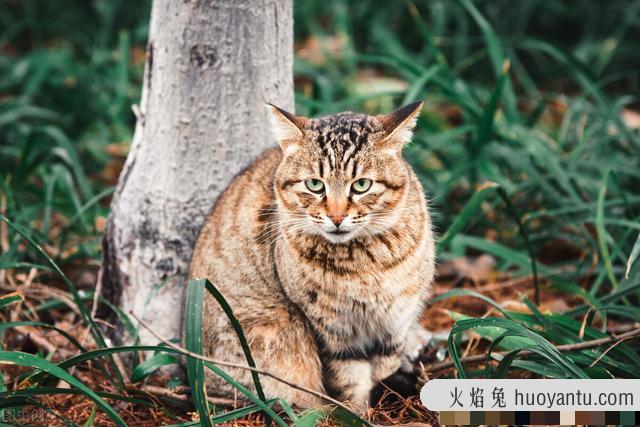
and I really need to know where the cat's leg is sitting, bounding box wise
[245,317,325,408]
[372,321,431,382]
[203,301,324,408]
[369,325,431,403]
[403,322,432,361]
[371,352,404,383]
[323,358,374,411]
[370,352,417,402]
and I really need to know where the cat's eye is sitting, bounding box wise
[351,178,372,194]
[305,179,325,193]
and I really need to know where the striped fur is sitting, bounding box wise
[189,102,435,411]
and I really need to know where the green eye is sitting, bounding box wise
[352,178,372,194]
[305,179,325,193]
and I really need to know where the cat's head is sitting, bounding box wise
[268,102,422,244]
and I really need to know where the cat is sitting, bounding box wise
[189,101,435,410]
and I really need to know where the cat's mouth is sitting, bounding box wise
[321,227,357,243]
[327,229,351,235]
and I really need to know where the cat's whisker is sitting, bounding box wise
[261,218,309,230]
[257,222,312,245]
[258,207,307,216]
[254,217,309,237]
[261,222,316,246]
[369,206,416,217]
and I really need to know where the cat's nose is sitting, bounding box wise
[328,214,346,226]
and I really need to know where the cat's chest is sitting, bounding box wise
[274,234,429,348]
[282,268,424,349]
[306,282,421,351]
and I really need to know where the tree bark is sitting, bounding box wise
[102,0,294,345]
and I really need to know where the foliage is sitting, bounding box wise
[0,0,148,261]
[1,0,640,425]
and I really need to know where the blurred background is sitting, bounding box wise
[1,0,639,268]
[1,0,640,424]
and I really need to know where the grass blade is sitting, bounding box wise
[596,172,619,288]
[496,188,540,304]
[295,408,325,427]
[0,351,126,427]
[131,352,179,383]
[83,405,96,427]
[474,60,510,153]
[494,349,524,379]
[0,291,23,309]
[448,317,589,379]
[203,361,287,427]
[401,64,441,105]
[159,399,281,427]
[25,345,181,385]
[566,282,640,317]
[185,279,285,426]
[455,235,550,275]
[209,399,280,424]
[183,278,212,427]
[201,279,267,405]
[625,231,640,279]
[437,182,499,251]
[459,0,519,121]
[433,289,512,319]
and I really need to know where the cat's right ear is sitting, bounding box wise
[266,104,307,155]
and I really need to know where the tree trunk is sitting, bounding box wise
[102,0,293,345]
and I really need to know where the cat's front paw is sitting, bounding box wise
[369,368,417,407]
[405,325,433,361]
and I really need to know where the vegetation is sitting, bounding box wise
[1,0,640,425]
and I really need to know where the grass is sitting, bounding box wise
[2,0,640,425]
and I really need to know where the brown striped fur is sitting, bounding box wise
[189,102,435,410]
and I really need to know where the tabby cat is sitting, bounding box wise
[189,101,435,410]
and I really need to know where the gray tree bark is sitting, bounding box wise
[102,0,294,345]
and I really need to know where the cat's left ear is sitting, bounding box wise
[376,101,423,151]
[266,103,308,155]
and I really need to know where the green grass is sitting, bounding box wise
[1,0,640,424]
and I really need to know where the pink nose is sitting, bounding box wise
[328,214,346,226]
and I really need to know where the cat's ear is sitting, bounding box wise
[266,104,307,154]
[376,101,423,151]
